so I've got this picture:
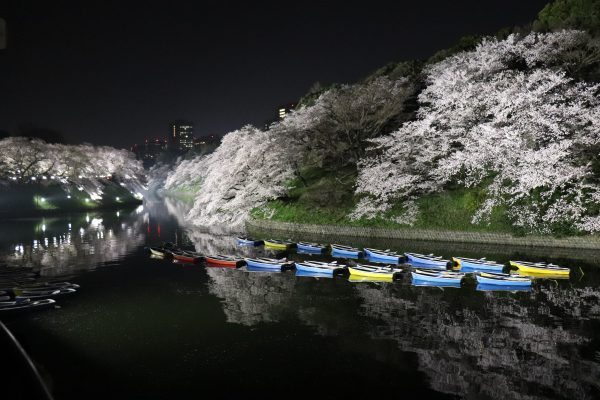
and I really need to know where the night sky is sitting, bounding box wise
[0,0,549,148]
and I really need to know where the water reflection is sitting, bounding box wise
[0,208,145,276]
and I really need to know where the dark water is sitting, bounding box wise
[2,199,600,399]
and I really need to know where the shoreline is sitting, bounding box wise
[246,217,600,250]
[0,200,142,220]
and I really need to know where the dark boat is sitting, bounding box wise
[0,298,56,315]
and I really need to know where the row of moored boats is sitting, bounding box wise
[147,238,571,289]
[0,266,79,316]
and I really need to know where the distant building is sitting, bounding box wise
[144,138,167,160]
[169,120,194,151]
[278,103,296,120]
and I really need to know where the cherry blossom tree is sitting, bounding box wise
[354,30,600,234]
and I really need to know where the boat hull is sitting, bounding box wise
[476,275,531,286]
[296,243,326,253]
[295,263,337,275]
[476,283,531,292]
[411,272,462,285]
[405,254,447,269]
[348,266,395,279]
[264,241,292,250]
[245,259,286,271]
[364,249,400,263]
[510,261,570,276]
[453,257,504,272]
[205,258,242,268]
[331,248,362,258]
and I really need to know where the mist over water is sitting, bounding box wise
[2,198,599,399]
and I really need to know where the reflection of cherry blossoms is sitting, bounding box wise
[4,211,145,276]
[352,283,600,399]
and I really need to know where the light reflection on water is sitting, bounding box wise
[1,197,600,399]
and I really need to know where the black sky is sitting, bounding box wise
[0,0,549,148]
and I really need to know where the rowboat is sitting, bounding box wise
[405,253,449,269]
[364,248,401,264]
[411,269,464,285]
[475,272,532,286]
[205,255,245,268]
[516,271,570,280]
[348,264,401,279]
[348,275,394,283]
[452,257,504,272]
[295,261,346,276]
[171,250,204,264]
[264,239,295,250]
[0,298,56,315]
[509,260,570,276]
[296,242,328,253]
[245,257,294,271]
[237,236,264,246]
[476,283,531,292]
[14,287,77,300]
[148,246,171,258]
[331,244,363,258]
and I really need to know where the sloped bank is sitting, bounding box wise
[245,217,600,250]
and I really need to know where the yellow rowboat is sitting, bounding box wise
[263,239,295,250]
[510,260,570,276]
[348,275,393,283]
[516,271,570,280]
[348,265,401,280]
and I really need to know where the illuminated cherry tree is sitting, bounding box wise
[0,137,146,198]
[353,30,600,233]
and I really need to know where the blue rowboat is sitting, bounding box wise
[475,272,531,286]
[237,236,264,246]
[405,253,449,269]
[296,242,328,253]
[296,270,333,279]
[364,248,401,264]
[331,244,363,258]
[295,261,345,276]
[411,269,464,285]
[244,257,294,271]
[476,283,531,292]
[452,257,504,272]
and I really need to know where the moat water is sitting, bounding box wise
[1,198,599,399]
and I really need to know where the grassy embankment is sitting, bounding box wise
[251,167,517,234]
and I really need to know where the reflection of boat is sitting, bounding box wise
[0,298,56,315]
[205,255,245,268]
[509,260,570,276]
[452,257,504,272]
[237,237,264,246]
[412,281,462,288]
[264,239,295,250]
[295,261,345,276]
[296,242,328,253]
[245,258,294,271]
[516,271,570,280]
[411,269,464,285]
[348,275,394,283]
[364,248,401,263]
[475,272,531,286]
[405,253,449,269]
[331,244,363,258]
[348,264,401,279]
[476,283,531,292]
